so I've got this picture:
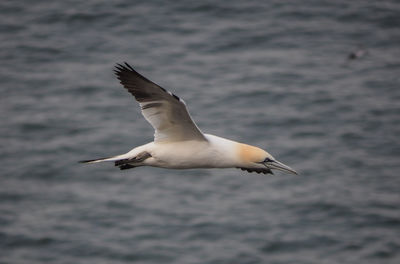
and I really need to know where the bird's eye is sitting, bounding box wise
[264,158,273,163]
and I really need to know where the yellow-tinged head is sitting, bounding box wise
[236,143,297,175]
[237,143,271,163]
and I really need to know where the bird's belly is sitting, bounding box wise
[150,141,233,169]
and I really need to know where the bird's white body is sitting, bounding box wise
[81,63,297,175]
[104,134,259,169]
[140,134,238,169]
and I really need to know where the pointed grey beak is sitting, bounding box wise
[266,160,298,175]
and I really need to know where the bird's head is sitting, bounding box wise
[237,143,297,175]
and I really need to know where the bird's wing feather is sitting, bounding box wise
[237,167,273,174]
[114,63,207,143]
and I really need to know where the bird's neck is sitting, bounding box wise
[204,134,266,167]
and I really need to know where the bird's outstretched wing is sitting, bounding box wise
[114,63,207,143]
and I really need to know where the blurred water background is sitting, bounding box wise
[1,0,400,263]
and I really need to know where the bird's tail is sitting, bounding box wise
[79,155,123,164]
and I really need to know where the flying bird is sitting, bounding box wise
[80,63,297,175]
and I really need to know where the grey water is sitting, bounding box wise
[1,0,400,263]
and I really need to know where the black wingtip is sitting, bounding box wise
[124,62,135,71]
[119,164,136,170]
[114,64,124,71]
[237,167,274,175]
[114,62,135,73]
[114,62,136,79]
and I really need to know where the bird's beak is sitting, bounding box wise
[266,160,298,175]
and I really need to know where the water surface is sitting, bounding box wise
[1,0,400,263]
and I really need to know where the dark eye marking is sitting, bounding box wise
[264,158,274,163]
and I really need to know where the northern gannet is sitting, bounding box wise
[80,63,297,175]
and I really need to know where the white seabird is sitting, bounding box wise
[80,63,297,175]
